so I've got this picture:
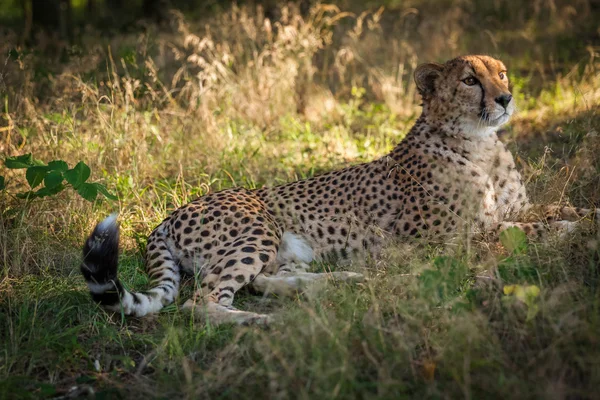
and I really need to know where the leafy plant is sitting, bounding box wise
[2,154,117,202]
[418,256,469,304]
[499,227,528,255]
[497,227,539,284]
[503,284,541,321]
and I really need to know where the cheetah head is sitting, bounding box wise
[414,55,515,135]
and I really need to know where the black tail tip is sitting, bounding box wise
[81,214,120,283]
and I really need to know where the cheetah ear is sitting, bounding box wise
[414,63,444,99]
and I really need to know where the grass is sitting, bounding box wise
[1,0,600,398]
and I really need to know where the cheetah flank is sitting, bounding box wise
[81,55,599,325]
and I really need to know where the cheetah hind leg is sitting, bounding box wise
[181,269,275,327]
[181,254,276,326]
[251,261,365,299]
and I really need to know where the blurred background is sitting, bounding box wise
[1,0,599,108]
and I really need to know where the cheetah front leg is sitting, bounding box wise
[487,197,599,240]
[248,231,363,298]
[496,204,599,238]
[251,267,365,298]
[495,220,578,238]
[182,299,272,326]
[539,205,600,224]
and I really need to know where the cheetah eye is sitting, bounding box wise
[499,71,506,80]
[462,77,477,86]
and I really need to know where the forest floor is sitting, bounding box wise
[1,1,600,399]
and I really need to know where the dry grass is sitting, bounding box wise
[1,1,600,398]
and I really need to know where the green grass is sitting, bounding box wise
[1,1,600,398]
[2,238,600,398]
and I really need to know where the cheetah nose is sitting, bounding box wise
[495,94,512,109]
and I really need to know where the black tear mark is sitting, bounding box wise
[478,81,486,120]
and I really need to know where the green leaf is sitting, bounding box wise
[64,161,91,188]
[8,48,20,60]
[93,183,118,201]
[95,389,123,400]
[0,176,4,190]
[433,256,468,284]
[112,355,136,369]
[77,182,98,202]
[419,256,468,304]
[44,171,64,189]
[47,160,69,172]
[4,153,34,169]
[34,184,65,198]
[497,257,538,283]
[76,375,97,384]
[25,166,49,189]
[16,191,35,199]
[499,226,528,254]
[451,300,473,314]
[35,383,57,396]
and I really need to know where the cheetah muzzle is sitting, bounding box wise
[81,55,599,325]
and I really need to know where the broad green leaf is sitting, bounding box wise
[418,269,443,300]
[526,285,540,297]
[76,375,96,384]
[503,284,516,295]
[93,183,118,201]
[504,284,540,299]
[64,161,91,188]
[44,171,64,189]
[77,182,98,202]
[16,191,35,199]
[0,176,4,190]
[47,160,69,172]
[35,383,57,396]
[499,226,528,254]
[4,153,34,169]
[451,301,473,314]
[497,257,538,283]
[503,284,541,321]
[25,166,49,189]
[112,355,135,369]
[34,184,65,198]
[8,48,20,60]
[526,304,539,321]
[419,256,469,304]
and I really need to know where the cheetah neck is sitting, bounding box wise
[417,114,499,141]
[388,114,504,166]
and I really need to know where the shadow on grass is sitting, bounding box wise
[506,106,600,206]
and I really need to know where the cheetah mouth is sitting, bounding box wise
[483,111,511,126]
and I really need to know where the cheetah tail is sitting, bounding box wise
[81,214,176,317]
[80,214,126,309]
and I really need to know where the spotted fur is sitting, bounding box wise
[81,55,599,325]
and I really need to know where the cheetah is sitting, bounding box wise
[81,55,599,325]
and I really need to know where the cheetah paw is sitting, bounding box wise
[242,313,273,327]
[550,220,578,239]
[328,271,365,283]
